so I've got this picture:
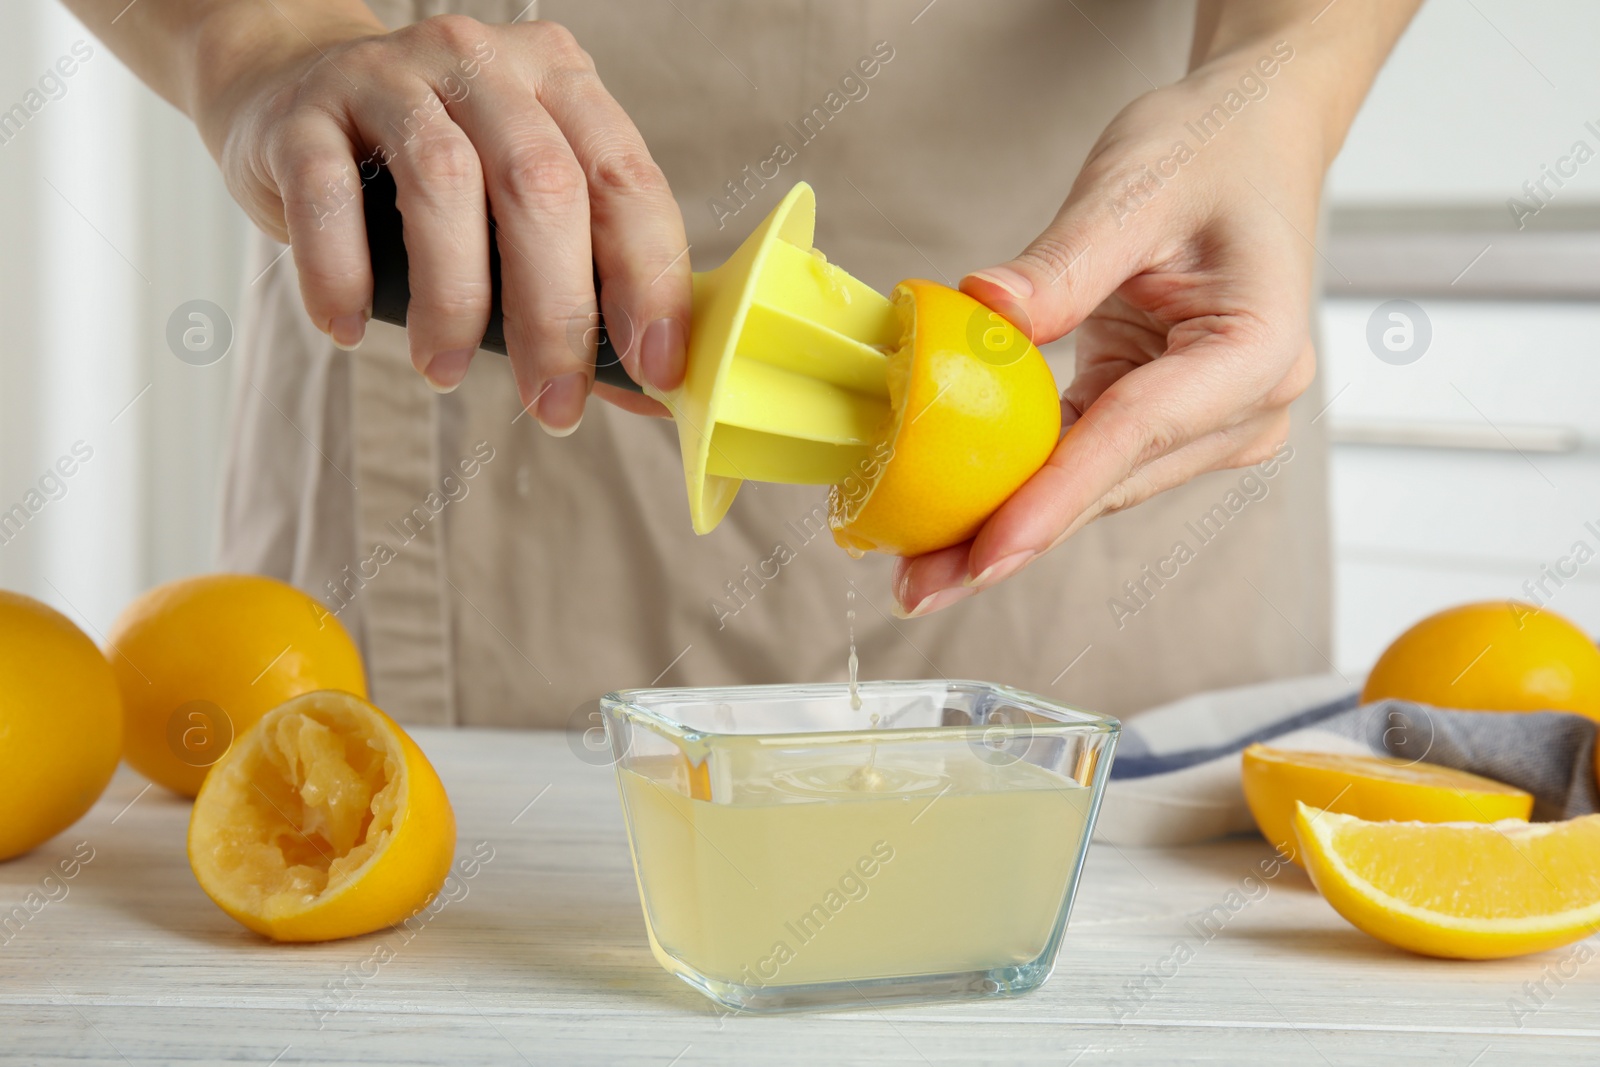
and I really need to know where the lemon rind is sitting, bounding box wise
[1298,804,1600,937]
[1246,744,1532,797]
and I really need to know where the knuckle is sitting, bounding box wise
[279,153,357,199]
[1095,388,1177,469]
[1262,378,1302,412]
[1061,377,1101,418]
[1267,346,1317,408]
[297,262,363,309]
[520,305,592,359]
[408,133,482,187]
[531,20,586,63]
[499,145,586,205]
[413,286,493,328]
[1095,475,1145,518]
[1137,428,1180,469]
[276,159,362,230]
[534,65,590,107]
[1233,416,1292,468]
[418,14,487,53]
[330,36,388,77]
[586,145,668,197]
[286,71,332,109]
[1016,234,1089,286]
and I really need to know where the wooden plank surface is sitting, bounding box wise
[2,728,1596,1065]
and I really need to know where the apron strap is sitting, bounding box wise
[350,321,458,726]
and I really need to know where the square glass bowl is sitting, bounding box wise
[599,679,1119,1013]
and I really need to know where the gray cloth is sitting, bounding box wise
[1099,675,1600,846]
[1350,701,1600,821]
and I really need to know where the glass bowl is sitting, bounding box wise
[600,679,1119,1013]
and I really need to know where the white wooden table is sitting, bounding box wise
[3,729,1595,1065]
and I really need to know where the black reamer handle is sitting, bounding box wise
[362,165,641,393]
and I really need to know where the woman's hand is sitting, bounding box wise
[893,0,1422,617]
[188,7,688,430]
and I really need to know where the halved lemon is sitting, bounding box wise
[188,690,455,942]
[1242,744,1533,865]
[828,279,1060,557]
[1294,802,1600,959]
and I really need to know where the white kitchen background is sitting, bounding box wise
[1,0,1597,681]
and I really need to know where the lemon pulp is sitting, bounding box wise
[198,699,400,915]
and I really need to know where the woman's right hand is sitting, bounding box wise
[196,12,690,432]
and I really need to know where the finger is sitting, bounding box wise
[970,361,1244,563]
[533,38,691,391]
[359,100,493,392]
[970,358,1295,572]
[1037,409,1289,548]
[891,545,977,618]
[1091,411,1293,519]
[894,413,1291,616]
[960,189,1155,347]
[1070,341,1310,527]
[269,114,373,350]
[1062,362,1129,426]
[1060,303,1169,416]
[453,81,595,435]
[961,322,1289,578]
[593,381,671,418]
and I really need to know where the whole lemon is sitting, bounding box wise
[1361,601,1600,721]
[0,590,123,860]
[106,574,366,796]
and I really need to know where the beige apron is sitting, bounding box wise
[219,0,1332,728]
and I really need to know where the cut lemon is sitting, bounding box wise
[1242,744,1532,866]
[188,690,455,942]
[828,279,1060,557]
[1294,802,1600,959]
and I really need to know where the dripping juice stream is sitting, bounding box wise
[846,587,886,791]
[847,587,860,711]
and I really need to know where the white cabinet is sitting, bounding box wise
[1320,297,1600,675]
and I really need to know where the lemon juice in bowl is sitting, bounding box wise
[601,680,1118,1012]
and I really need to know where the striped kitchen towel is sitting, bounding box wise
[1094,672,1600,847]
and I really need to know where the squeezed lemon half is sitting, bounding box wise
[188,690,455,942]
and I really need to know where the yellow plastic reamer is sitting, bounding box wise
[364,170,890,533]
[644,183,898,534]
